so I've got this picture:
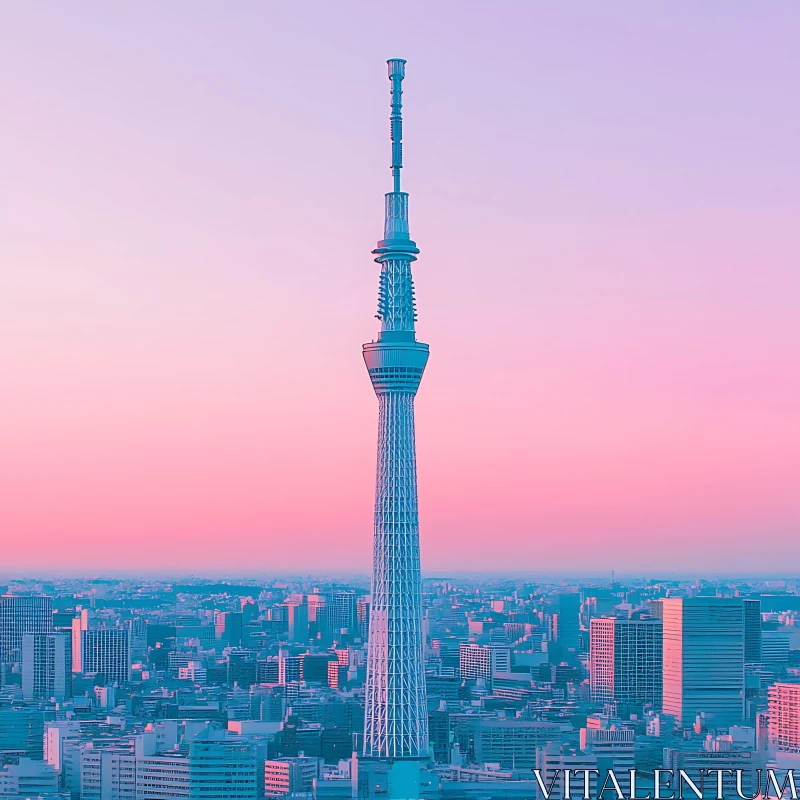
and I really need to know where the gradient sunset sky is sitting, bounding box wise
[1,3,798,573]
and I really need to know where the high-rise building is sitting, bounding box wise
[768,683,800,753]
[277,649,302,686]
[327,659,341,690]
[0,595,53,664]
[298,653,335,685]
[227,648,257,687]
[81,629,131,684]
[214,611,243,647]
[459,642,511,689]
[555,592,581,652]
[256,657,280,684]
[189,738,258,799]
[743,598,762,664]
[362,59,429,772]
[590,617,662,709]
[285,600,309,644]
[331,589,357,638]
[72,609,89,673]
[306,594,326,628]
[22,632,73,701]
[662,597,744,727]
[357,599,370,641]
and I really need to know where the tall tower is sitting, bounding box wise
[362,59,429,764]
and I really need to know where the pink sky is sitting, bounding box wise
[1,3,798,573]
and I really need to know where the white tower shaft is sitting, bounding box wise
[362,58,429,762]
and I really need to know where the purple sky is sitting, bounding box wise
[1,2,798,573]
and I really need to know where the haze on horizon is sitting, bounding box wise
[1,2,798,573]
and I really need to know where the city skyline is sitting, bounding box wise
[2,570,798,800]
[2,3,799,573]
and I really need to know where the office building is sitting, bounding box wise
[459,642,511,689]
[256,657,280,684]
[0,706,49,757]
[71,609,88,672]
[301,653,338,685]
[22,632,72,701]
[555,592,581,652]
[278,650,302,686]
[228,648,257,687]
[357,599,370,641]
[264,757,320,797]
[136,753,190,799]
[761,631,791,666]
[178,661,207,684]
[743,598,762,664]
[285,600,309,644]
[306,594,327,641]
[590,617,662,708]
[330,589,357,638]
[81,747,136,800]
[81,629,131,684]
[663,738,765,799]
[0,757,59,796]
[0,594,53,664]
[768,683,800,753]
[473,719,563,769]
[662,598,744,727]
[189,738,258,799]
[580,716,636,796]
[327,659,341,689]
[535,745,605,800]
[214,611,243,647]
[251,684,286,723]
[135,738,257,800]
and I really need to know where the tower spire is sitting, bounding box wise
[388,58,405,193]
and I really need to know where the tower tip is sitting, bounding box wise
[387,58,407,79]
[387,59,406,193]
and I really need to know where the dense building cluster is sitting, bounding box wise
[0,575,799,798]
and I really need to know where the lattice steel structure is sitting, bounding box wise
[362,58,429,761]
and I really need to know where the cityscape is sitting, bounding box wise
[0,573,799,799]
[3,4,799,800]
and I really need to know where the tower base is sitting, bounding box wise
[353,756,439,800]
